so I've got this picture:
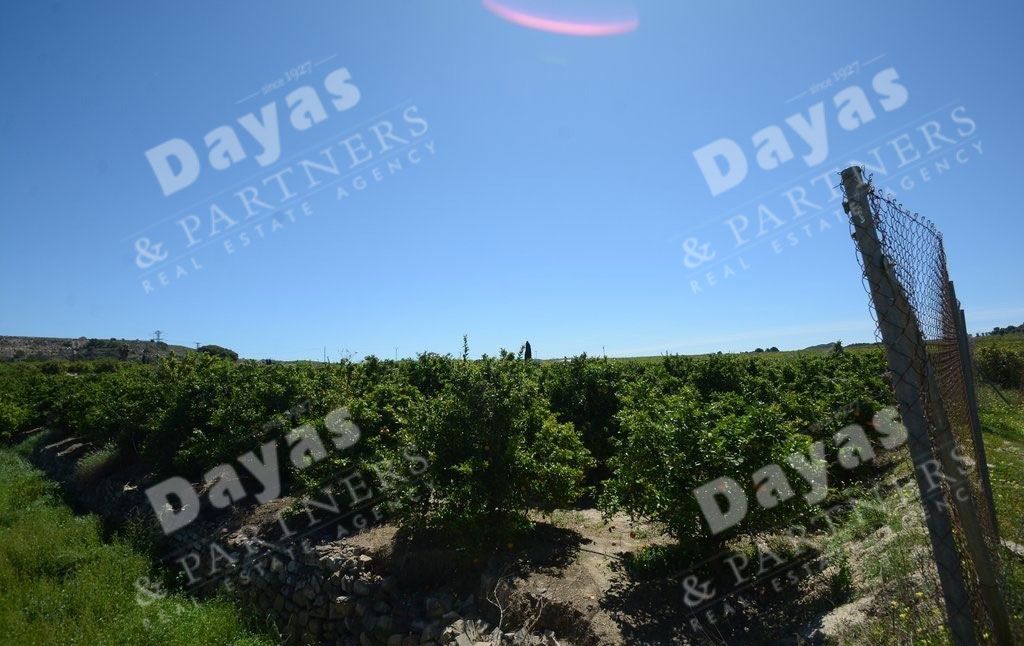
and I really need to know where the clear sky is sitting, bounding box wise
[1,1,1022,360]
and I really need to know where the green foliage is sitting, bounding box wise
[0,363,52,438]
[690,353,750,396]
[74,442,123,485]
[984,323,1023,337]
[401,352,458,399]
[389,353,593,537]
[621,543,687,581]
[0,346,892,546]
[600,382,810,540]
[976,343,1024,389]
[978,386,1024,443]
[0,449,273,645]
[0,399,29,442]
[984,423,1024,634]
[599,350,891,541]
[197,344,239,361]
[163,357,307,473]
[0,356,341,479]
[541,355,633,474]
[294,368,422,493]
[829,548,855,602]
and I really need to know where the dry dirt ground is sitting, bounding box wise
[318,508,855,645]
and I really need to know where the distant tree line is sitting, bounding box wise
[983,323,1023,337]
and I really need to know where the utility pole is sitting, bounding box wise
[153,330,163,343]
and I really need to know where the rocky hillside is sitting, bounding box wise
[0,336,191,362]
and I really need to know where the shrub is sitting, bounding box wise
[689,353,749,396]
[390,353,593,538]
[74,442,123,484]
[541,355,628,473]
[976,344,1024,389]
[0,399,29,441]
[157,355,319,474]
[0,345,897,549]
[402,352,458,398]
[74,365,164,452]
[600,382,810,541]
[197,345,239,361]
[293,372,423,494]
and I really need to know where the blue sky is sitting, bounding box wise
[1,1,1022,360]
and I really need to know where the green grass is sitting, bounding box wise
[979,384,1024,443]
[980,385,1024,543]
[977,384,1024,632]
[74,442,122,485]
[0,448,275,645]
[976,333,1024,352]
[829,385,1024,644]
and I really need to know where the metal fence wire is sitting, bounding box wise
[840,166,1015,645]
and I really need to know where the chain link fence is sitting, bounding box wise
[841,166,1014,645]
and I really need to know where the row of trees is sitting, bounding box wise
[981,323,1023,337]
[976,343,1024,389]
[0,348,894,543]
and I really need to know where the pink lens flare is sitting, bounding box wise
[482,0,638,37]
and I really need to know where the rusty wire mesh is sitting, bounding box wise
[843,170,1013,645]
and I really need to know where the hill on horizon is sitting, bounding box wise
[0,335,192,363]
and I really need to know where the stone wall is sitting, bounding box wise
[21,430,575,646]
